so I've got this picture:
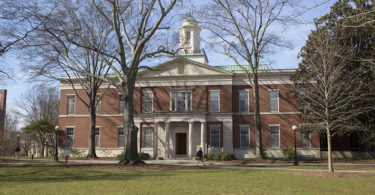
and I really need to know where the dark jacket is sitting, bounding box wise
[196,150,203,158]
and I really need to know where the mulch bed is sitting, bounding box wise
[293,171,375,178]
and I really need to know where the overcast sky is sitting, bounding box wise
[0,0,335,129]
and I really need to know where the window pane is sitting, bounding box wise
[144,127,153,148]
[95,95,101,113]
[209,91,219,112]
[301,131,311,148]
[299,90,308,110]
[171,91,192,111]
[210,127,220,147]
[118,127,124,147]
[67,95,75,115]
[239,91,249,112]
[118,94,124,113]
[66,128,74,148]
[240,126,250,148]
[95,128,100,147]
[185,31,190,44]
[270,126,280,148]
[269,91,279,112]
[144,92,153,113]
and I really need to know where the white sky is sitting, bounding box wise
[0,0,335,129]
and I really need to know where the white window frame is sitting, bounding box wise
[185,31,191,44]
[117,126,124,148]
[269,124,280,148]
[143,127,154,148]
[67,94,76,115]
[209,125,221,148]
[209,90,220,113]
[268,89,279,112]
[66,126,75,148]
[239,125,250,148]
[95,94,102,114]
[118,93,124,113]
[144,91,153,113]
[95,127,100,148]
[170,89,193,112]
[239,90,249,113]
[300,126,311,148]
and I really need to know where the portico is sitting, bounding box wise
[135,113,207,159]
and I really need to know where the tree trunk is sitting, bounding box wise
[119,82,143,165]
[87,102,98,158]
[253,75,264,159]
[327,128,334,173]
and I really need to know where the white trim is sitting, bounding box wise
[269,125,280,148]
[66,127,75,148]
[209,125,221,148]
[60,80,297,89]
[95,94,102,114]
[66,94,76,115]
[208,90,220,113]
[239,125,250,148]
[144,91,153,113]
[170,90,192,112]
[268,89,279,112]
[239,90,249,113]
[95,127,100,148]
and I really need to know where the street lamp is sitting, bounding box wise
[54,126,60,162]
[292,125,298,166]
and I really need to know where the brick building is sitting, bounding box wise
[58,17,373,159]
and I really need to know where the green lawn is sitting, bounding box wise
[0,166,374,194]
[269,165,375,171]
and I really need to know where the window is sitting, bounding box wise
[66,128,74,148]
[210,126,220,147]
[95,95,101,113]
[144,127,153,148]
[299,90,308,111]
[171,91,192,111]
[95,127,100,147]
[185,31,191,44]
[270,126,280,148]
[209,91,220,112]
[144,92,153,113]
[240,125,250,148]
[300,132,311,148]
[67,95,75,115]
[118,94,124,113]
[269,90,279,112]
[118,127,124,147]
[239,91,249,112]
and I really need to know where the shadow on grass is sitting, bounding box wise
[0,165,216,183]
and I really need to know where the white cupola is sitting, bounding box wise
[176,16,208,64]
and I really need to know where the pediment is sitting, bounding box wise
[138,58,232,78]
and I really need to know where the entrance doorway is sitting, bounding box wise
[176,133,187,155]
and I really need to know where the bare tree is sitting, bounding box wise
[82,0,179,164]
[198,0,297,159]
[16,85,59,125]
[0,110,19,156]
[292,28,375,173]
[21,0,114,158]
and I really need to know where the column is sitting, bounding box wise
[200,121,206,154]
[135,123,141,152]
[165,122,170,159]
[188,121,193,158]
[153,122,158,158]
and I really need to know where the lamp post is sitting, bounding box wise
[292,125,298,165]
[54,126,59,162]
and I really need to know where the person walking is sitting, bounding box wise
[196,147,205,167]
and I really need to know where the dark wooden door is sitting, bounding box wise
[176,133,187,155]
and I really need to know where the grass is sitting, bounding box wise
[0,166,375,194]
